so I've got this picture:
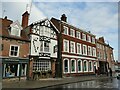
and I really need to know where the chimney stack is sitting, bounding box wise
[99,37,105,43]
[61,14,67,22]
[22,11,29,29]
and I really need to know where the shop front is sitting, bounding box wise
[2,57,29,80]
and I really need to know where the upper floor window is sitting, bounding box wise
[77,43,82,54]
[44,42,49,52]
[83,44,87,55]
[70,41,75,53]
[82,33,86,41]
[63,26,68,35]
[0,44,3,51]
[9,45,19,57]
[63,39,69,52]
[70,29,75,37]
[92,47,96,57]
[76,31,81,39]
[97,43,99,48]
[87,35,91,42]
[92,37,95,44]
[88,46,92,56]
[10,20,22,37]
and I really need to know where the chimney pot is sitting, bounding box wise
[61,14,67,22]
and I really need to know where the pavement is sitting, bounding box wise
[2,75,114,89]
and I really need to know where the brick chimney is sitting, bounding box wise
[22,11,29,29]
[61,14,67,22]
[99,37,105,43]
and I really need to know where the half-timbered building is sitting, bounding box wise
[24,18,59,79]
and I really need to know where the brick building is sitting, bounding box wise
[0,13,30,80]
[51,14,98,77]
[96,37,114,74]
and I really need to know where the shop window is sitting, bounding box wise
[5,64,18,77]
[21,64,27,76]
[33,60,51,72]
[9,45,19,57]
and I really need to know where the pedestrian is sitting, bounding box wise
[95,68,98,76]
[109,68,112,77]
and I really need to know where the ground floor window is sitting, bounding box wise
[64,59,69,73]
[3,64,19,77]
[83,60,88,72]
[71,60,76,73]
[21,64,27,76]
[89,61,93,72]
[33,60,51,72]
[2,63,28,78]
[78,60,82,72]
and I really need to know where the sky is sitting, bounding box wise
[1,0,119,61]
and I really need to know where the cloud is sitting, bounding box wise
[34,2,118,60]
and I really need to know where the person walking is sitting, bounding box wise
[109,68,112,77]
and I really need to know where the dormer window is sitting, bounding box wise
[10,20,22,37]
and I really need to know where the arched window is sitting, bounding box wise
[64,59,69,73]
[71,59,76,73]
[83,60,88,72]
[78,60,82,72]
[89,61,93,72]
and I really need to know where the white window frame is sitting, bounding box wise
[88,46,92,56]
[63,39,69,52]
[33,60,51,72]
[88,61,93,72]
[9,45,19,57]
[63,26,68,35]
[71,59,76,73]
[63,58,70,73]
[83,60,88,72]
[77,43,82,54]
[70,29,75,37]
[77,59,82,72]
[92,47,96,57]
[92,37,95,44]
[83,44,87,55]
[76,31,81,39]
[11,26,20,36]
[87,35,91,42]
[82,33,86,41]
[70,41,75,53]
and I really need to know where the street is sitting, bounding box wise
[39,78,120,90]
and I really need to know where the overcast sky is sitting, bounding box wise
[1,0,119,61]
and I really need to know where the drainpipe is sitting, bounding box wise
[55,21,62,78]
